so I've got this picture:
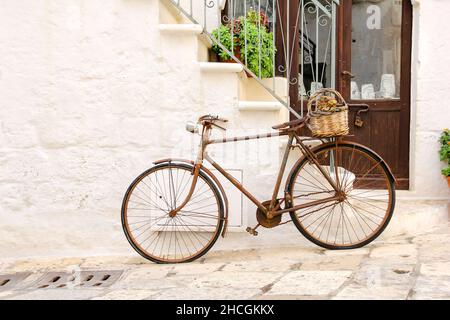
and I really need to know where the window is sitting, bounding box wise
[351,0,403,100]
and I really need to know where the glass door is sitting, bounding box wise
[350,0,402,101]
[338,0,412,189]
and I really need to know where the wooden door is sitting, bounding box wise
[337,0,412,190]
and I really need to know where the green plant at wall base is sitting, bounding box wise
[439,129,450,176]
[211,10,276,79]
[442,167,450,177]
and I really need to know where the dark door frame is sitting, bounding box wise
[223,1,412,190]
[336,0,412,190]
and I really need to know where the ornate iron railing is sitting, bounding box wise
[166,0,340,119]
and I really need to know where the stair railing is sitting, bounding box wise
[166,0,340,119]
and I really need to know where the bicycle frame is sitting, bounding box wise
[168,123,345,221]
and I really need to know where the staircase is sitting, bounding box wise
[159,0,289,124]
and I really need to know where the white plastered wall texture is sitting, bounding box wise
[0,0,283,259]
[0,0,447,259]
[408,0,450,200]
[0,0,203,258]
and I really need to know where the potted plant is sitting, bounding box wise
[439,129,450,187]
[211,10,276,79]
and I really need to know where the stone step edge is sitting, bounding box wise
[158,24,213,49]
[238,101,283,112]
[199,62,244,73]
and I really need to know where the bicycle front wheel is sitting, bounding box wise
[287,142,395,249]
[121,163,224,263]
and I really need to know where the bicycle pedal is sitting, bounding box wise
[246,227,258,236]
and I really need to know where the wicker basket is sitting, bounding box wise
[307,88,349,138]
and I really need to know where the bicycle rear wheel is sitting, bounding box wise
[286,142,395,249]
[121,163,224,263]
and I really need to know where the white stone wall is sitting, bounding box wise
[0,0,206,259]
[0,0,448,259]
[0,0,280,259]
[409,0,450,199]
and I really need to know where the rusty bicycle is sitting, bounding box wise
[121,114,395,264]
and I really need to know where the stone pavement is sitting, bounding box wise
[1,223,450,300]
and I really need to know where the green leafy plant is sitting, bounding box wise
[211,10,276,79]
[211,24,234,61]
[439,129,450,177]
[442,167,450,177]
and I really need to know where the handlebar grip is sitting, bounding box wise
[186,121,199,133]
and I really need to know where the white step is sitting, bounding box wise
[159,0,186,24]
[381,200,449,239]
[158,24,210,62]
[159,23,202,34]
[238,101,283,112]
[159,0,223,33]
[199,62,243,74]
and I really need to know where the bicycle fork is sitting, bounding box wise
[169,124,211,217]
[168,164,200,217]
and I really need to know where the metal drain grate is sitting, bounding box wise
[0,273,32,291]
[29,270,123,290]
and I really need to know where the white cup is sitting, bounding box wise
[310,82,323,95]
[361,84,376,100]
[380,74,396,98]
[298,75,307,96]
[351,81,361,100]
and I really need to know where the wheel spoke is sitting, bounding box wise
[122,165,222,263]
[289,144,393,248]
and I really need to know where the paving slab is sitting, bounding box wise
[351,263,416,288]
[170,262,225,275]
[221,260,294,273]
[369,244,417,259]
[190,271,284,290]
[0,291,15,299]
[1,223,450,300]
[410,275,450,300]
[153,286,261,300]
[79,255,146,270]
[92,289,159,300]
[0,262,14,273]
[112,268,181,290]
[300,255,364,271]
[9,289,102,300]
[420,261,450,277]
[417,246,450,261]
[334,284,409,300]
[323,248,370,257]
[413,233,450,246]
[8,258,84,273]
[268,271,352,296]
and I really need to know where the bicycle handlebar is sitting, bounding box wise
[198,114,228,123]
